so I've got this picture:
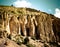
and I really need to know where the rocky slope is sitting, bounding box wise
[0,6,60,47]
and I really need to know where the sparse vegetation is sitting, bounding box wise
[26,43,35,47]
[23,37,29,44]
[31,36,36,40]
[12,35,24,45]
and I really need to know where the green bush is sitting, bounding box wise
[16,38,22,45]
[31,36,36,40]
[23,37,29,44]
[14,35,24,45]
[27,44,35,47]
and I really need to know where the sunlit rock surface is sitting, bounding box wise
[0,6,60,47]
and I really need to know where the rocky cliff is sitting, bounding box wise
[0,6,60,47]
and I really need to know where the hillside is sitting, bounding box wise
[0,6,60,47]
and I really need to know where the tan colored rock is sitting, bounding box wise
[9,16,19,36]
[19,15,27,36]
[0,38,20,47]
[0,6,60,47]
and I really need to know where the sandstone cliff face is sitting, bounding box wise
[0,6,60,47]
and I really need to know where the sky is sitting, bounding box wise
[0,0,60,18]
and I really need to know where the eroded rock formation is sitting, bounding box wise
[0,6,60,47]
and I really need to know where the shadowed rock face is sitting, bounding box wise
[0,6,60,47]
[52,19,60,42]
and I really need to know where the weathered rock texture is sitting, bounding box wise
[0,6,60,47]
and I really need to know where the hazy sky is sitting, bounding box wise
[0,0,60,18]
